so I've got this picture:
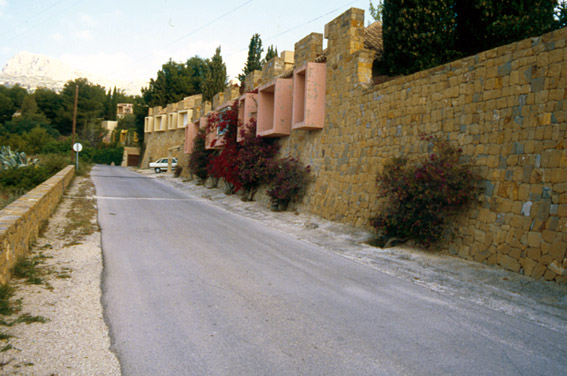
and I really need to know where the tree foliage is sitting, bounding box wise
[369,1,384,21]
[380,0,563,76]
[239,34,264,83]
[381,0,458,75]
[57,78,107,135]
[142,56,208,108]
[264,45,278,62]
[201,47,227,102]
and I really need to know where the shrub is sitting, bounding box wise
[237,123,280,201]
[188,130,211,181]
[37,153,69,175]
[371,137,481,248]
[205,104,240,192]
[267,157,311,211]
[0,165,51,193]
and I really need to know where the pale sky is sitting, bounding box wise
[0,0,371,88]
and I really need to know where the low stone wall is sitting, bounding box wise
[0,165,74,284]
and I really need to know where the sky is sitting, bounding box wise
[0,0,372,90]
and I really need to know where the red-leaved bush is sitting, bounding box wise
[372,137,481,248]
[267,157,311,211]
[237,122,280,201]
[206,103,241,192]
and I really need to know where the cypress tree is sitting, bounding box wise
[264,45,278,62]
[239,34,264,83]
[202,46,227,102]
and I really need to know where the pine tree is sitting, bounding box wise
[238,34,264,83]
[201,46,228,102]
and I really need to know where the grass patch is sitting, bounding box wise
[61,178,98,239]
[0,313,49,327]
[12,257,44,285]
[0,285,16,316]
[14,313,48,325]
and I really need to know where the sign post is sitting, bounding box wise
[72,142,83,172]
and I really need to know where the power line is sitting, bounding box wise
[267,0,361,41]
[122,0,254,79]
[171,0,255,45]
[225,0,363,59]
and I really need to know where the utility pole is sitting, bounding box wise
[71,85,79,164]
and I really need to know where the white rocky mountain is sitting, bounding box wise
[0,51,146,96]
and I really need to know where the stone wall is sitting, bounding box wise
[141,128,185,169]
[278,9,567,282]
[0,165,74,284]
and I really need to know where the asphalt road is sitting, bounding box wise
[92,165,567,376]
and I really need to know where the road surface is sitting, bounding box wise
[92,165,567,376]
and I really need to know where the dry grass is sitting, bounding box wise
[61,178,99,239]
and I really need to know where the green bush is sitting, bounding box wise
[37,153,71,175]
[0,165,51,193]
[371,137,481,248]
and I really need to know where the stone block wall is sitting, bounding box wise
[141,128,185,168]
[0,165,74,284]
[277,8,567,282]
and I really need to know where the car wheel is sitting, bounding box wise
[155,168,161,173]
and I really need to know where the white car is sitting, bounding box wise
[149,157,178,173]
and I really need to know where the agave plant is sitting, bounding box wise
[0,146,39,171]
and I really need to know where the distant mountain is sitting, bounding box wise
[0,51,146,96]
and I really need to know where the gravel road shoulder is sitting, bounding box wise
[0,175,120,375]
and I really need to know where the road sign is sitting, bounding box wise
[73,143,83,152]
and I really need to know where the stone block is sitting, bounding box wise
[527,232,542,248]
[531,263,547,279]
[543,269,557,281]
[521,257,538,276]
[549,240,567,260]
[548,261,567,276]
[500,255,522,272]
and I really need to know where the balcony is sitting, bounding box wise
[292,62,326,130]
[257,78,293,138]
[237,93,258,143]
